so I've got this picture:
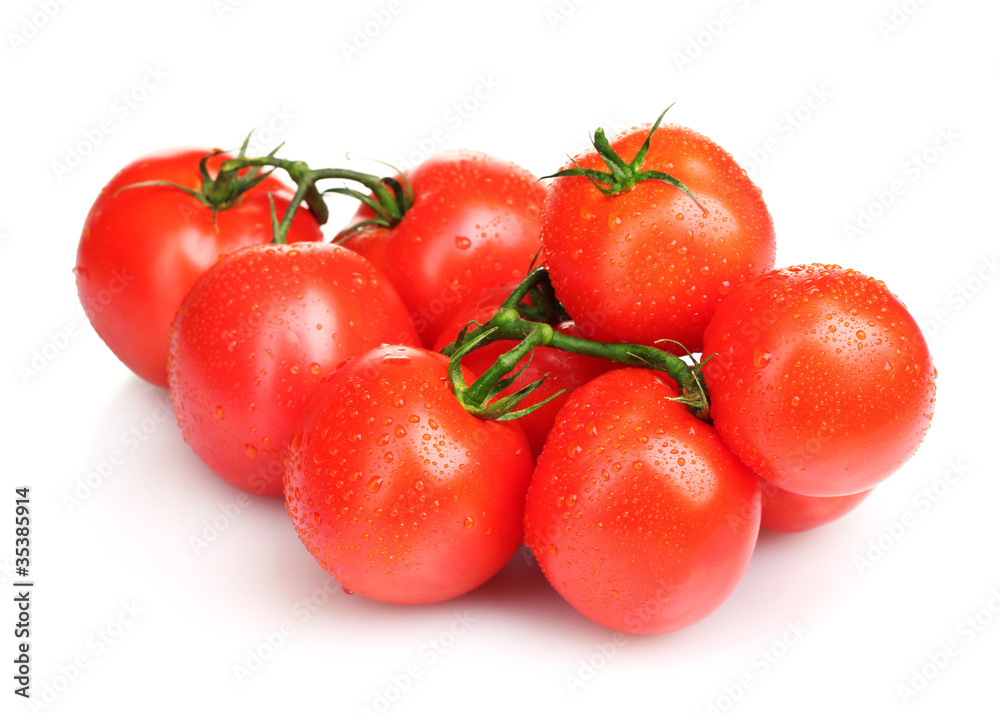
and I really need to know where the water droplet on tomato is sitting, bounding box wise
[245,444,258,458]
[367,476,382,493]
[464,516,475,528]
[752,348,772,368]
[215,406,225,420]
[454,235,472,249]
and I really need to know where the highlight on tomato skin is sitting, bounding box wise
[75,148,323,387]
[339,149,546,347]
[760,480,873,533]
[702,263,937,498]
[284,345,535,605]
[168,243,419,499]
[524,368,761,635]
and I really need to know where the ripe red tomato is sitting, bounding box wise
[168,243,418,498]
[432,282,613,457]
[285,345,534,604]
[339,150,545,347]
[760,480,872,533]
[541,122,775,352]
[703,264,936,497]
[75,148,323,387]
[524,368,760,634]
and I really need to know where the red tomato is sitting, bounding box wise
[340,150,545,347]
[524,368,760,634]
[541,123,775,352]
[760,480,872,533]
[285,345,534,604]
[75,148,323,387]
[168,243,418,498]
[432,283,613,457]
[703,264,936,497]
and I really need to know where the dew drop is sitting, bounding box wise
[752,348,772,368]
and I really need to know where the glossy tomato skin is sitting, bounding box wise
[432,283,613,457]
[703,264,936,497]
[760,480,872,533]
[168,243,418,498]
[341,150,545,347]
[524,368,760,634]
[76,148,322,387]
[541,124,775,353]
[285,345,534,605]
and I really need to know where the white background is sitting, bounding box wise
[3,0,999,711]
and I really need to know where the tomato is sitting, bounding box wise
[432,282,613,457]
[524,368,760,634]
[760,480,872,533]
[541,121,775,353]
[702,264,936,497]
[168,243,418,498]
[339,150,545,347]
[75,148,323,387]
[284,345,534,604]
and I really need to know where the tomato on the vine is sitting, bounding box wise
[75,148,323,386]
[168,243,418,498]
[339,150,545,346]
[524,368,760,634]
[432,282,613,457]
[285,345,534,604]
[702,264,936,497]
[541,115,775,353]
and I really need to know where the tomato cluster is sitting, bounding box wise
[76,110,936,635]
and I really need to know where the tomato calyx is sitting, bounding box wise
[440,268,713,422]
[114,138,285,223]
[542,105,706,211]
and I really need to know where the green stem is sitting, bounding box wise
[216,156,411,244]
[441,268,712,422]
